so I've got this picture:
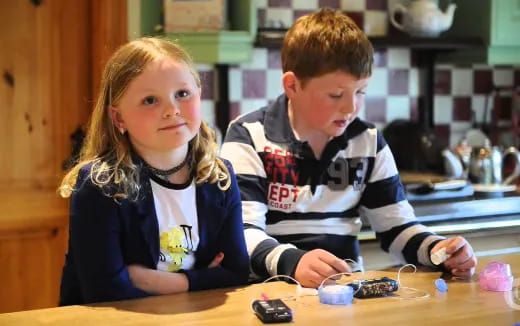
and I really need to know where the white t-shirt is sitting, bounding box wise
[150,176,199,272]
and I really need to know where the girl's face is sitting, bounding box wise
[111,58,201,156]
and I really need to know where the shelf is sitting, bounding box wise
[164,31,253,64]
[256,28,485,50]
[129,0,256,64]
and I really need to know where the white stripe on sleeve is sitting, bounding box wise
[388,223,431,264]
[265,244,298,276]
[359,201,417,233]
[220,142,266,177]
[242,201,269,229]
[418,234,446,267]
[266,217,362,236]
[244,228,280,257]
[368,145,399,183]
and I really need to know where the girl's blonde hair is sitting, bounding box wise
[59,37,230,200]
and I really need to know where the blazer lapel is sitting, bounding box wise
[195,182,226,267]
[135,170,160,267]
[195,183,210,251]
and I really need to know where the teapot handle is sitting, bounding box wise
[502,147,520,185]
[389,4,407,31]
[442,149,464,179]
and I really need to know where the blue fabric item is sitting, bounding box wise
[59,160,249,305]
[435,278,448,292]
[318,285,354,305]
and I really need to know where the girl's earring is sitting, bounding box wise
[119,127,125,135]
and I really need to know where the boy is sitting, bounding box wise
[221,9,476,288]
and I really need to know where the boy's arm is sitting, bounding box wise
[359,131,445,267]
[221,120,304,278]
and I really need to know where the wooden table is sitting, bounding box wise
[1,255,520,325]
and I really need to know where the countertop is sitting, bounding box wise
[360,188,520,241]
[1,254,519,325]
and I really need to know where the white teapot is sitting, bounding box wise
[390,0,457,37]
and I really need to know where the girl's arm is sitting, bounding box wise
[126,265,189,294]
[68,168,149,303]
[181,162,250,291]
[127,253,224,294]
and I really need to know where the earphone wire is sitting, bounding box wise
[394,264,430,300]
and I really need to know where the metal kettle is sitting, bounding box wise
[468,143,520,185]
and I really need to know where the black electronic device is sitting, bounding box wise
[252,299,293,323]
[348,277,399,298]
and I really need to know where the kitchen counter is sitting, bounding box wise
[361,189,520,239]
[411,192,520,223]
[359,190,520,270]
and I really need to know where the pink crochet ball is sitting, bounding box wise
[479,261,513,292]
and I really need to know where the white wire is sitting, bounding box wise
[261,275,316,299]
[318,272,353,289]
[262,274,300,285]
[397,263,417,286]
[394,264,430,300]
[256,264,429,303]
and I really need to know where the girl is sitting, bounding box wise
[58,37,249,305]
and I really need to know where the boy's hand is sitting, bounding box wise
[294,249,351,288]
[431,236,477,277]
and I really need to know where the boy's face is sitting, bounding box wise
[287,70,370,139]
[111,58,201,156]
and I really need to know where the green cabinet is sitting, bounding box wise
[127,0,256,64]
[445,0,520,64]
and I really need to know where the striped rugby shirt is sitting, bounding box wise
[221,94,444,279]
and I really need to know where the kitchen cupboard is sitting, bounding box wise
[444,0,520,64]
[129,0,256,64]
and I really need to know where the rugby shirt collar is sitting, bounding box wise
[263,94,370,147]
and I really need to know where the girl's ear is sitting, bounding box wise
[109,106,125,134]
[282,71,300,100]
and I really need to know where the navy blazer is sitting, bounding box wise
[59,160,249,305]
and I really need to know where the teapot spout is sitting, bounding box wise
[440,4,457,31]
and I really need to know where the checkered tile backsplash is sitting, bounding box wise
[197,1,520,148]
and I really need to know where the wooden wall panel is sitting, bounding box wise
[0,0,91,190]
